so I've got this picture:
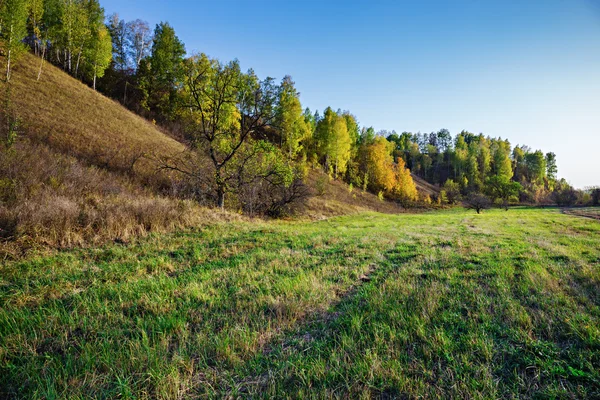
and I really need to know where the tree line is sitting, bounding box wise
[0,0,112,87]
[383,130,560,206]
[2,0,589,212]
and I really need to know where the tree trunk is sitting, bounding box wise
[215,169,226,209]
[75,50,82,77]
[37,46,46,81]
[6,25,13,82]
[34,34,39,57]
[217,189,225,209]
[6,49,11,82]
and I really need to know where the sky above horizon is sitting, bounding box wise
[101,0,600,188]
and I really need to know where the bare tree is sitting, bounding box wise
[127,19,152,70]
[464,193,491,214]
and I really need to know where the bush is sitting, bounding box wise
[439,190,448,205]
[0,207,17,240]
[591,188,600,206]
[463,193,491,214]
[315,175,328,196]
[442,179,461,204]
[552,181,578,207]
[237,176,310,217]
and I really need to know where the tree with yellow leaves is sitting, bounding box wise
[276,76,311,159]
[84,24,112,90]
[314,107,351,178]
[364,136,396,193]
[393,156,418,204]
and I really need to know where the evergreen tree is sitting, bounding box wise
[139,22,185,121]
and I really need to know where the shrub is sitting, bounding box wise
[439,190,448,205]
[580,192,592,206]
[464,193,491,214]
[591,188,600,206]
[442,179,461,204]
[552,181,578,207]
[315,175,328,196]
[0,140,231,253]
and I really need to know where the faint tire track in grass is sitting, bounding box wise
[232,244,420,397]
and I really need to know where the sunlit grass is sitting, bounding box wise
[1,208,599,398]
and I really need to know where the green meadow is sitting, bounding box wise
[1,208,599,398]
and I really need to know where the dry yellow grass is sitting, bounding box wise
[0,140,243,258]
[1,52,185,181]
[302,170,405,218]
[411,173,441,197]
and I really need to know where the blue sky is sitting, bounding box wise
[101,0,600,188]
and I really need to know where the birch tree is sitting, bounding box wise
[1,0,28,81]
[127,19,152,70]
[84,23,112,90]
[276,75,311,159]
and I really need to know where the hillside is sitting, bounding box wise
[2,52,185,181]
[0,53,414,255]
[0,53,237,255]
[411,173,441,198]
[303,170,403,218]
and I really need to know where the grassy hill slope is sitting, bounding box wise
[0,53,413,254]
[2,52,185,180]
[412,173,441,198]
[0,54,236,255]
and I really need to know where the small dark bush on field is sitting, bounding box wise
[552,186,578,207]
[464,193,492,214]
[591,188,600,206]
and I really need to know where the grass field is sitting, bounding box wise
[1,208,599,398]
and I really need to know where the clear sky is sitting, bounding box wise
[101,0,600,188]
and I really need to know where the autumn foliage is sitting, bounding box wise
[393,157,418,203]
[359,136,418,204]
